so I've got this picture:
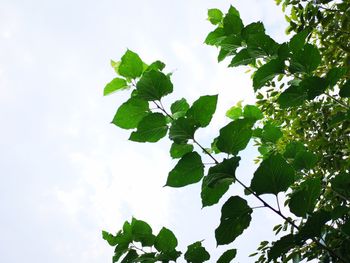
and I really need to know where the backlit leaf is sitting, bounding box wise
[170,143,193,159]
[253,59,285,90]
[118,50,144,79]
[187,95,218,127]
[104,78,128,96]
[208,9,223,25]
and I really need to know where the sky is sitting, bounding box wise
[0,1,290,262]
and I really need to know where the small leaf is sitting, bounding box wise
[277,85,308,108]
[289,177,321,217]
[226,106,242,120]
[253,59,285,90]
[241,22,265,40]
[166,152,204,187]
[204,157,240,187]
[339,80,350,98]
[293,150,318,170]
[145,60,166,72]
[261,122,283,143]
[169,117,197,144]
[216,119,253,155]
[243,105,263,120]
[118,50,144,79]
[129,113,168,143]
[223,6,243,35]
[102,231,118,246]
[217,249,237,263]
[208,9,223,25]
[136,70,173,101]
[111,60,121,74]
[120,249,138,263]
[205,28,226,46]
[112,98,149,129]
[170,143,193,159]
[154,227,178,252]
[246,33,279,58]
[250,154,295,195]
[229,49,255,67]
[104,78,128,96]
[187,95,218,127]
[184,241,210,263]
[156,250,182,262]
[215,196,253,245]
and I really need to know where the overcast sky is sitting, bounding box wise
[0,1,289,262]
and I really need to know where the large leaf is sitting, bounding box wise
[283,141,306,159]
[208,9,223,25]
[268,234,296,260]
[184,241,210,263]
[201,179,231,207]
[293,150,318,170]
[289,29,310,53]
[243,105,263,120]
[186,95,218,127]
[104,78,128,96]
[339,80,350,98]
[277,85,308,108]
[216,119,253,155]
[131,218,155,247]
[170,143,193,159]
[118,50,144,79]
[166,152,204,187]
[289,44,321,74]
[261,122,283,143]
[297,210,331,241]
[246,33,279,58]
[289,177,321,217]
[217,249,237,263]
[253,59,285,90]
[299,76,328,100]
[204,157,240,187]
[250,154,295,195]
[229,49,255,67]
[136,70,173,101]
[129,113,168,143]
[154,227,178,252]
[241,22,265,40]
[169,117,197,144]
[215,196,252,245]
[331,172,350,199]
[205,28,226,46]
[223,6,243,35]
[112,97,149,129]
[170,98,190,118]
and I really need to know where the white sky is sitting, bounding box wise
[0,1,290,262]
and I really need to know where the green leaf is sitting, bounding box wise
[289,177,321,217]
[201,179,231,207]
[208,9,223,25]
[170,143,193,159]
[170,98,190,117]
[225,106,242,120]
[250,154,295,195]
[339,80,350,98]
[145,60,166,72]
[169,117,197,144]
[289,29,310,53]
[112,98,149,129]
[261,122,283,143]
[216,119,253,155]
[223,6,243,35]
[277,85,308,108]
[204,157,240,187]
[156,250,182,262]
[118,50,144,79]
[215,196,252,245]
[136,70,173,101]
[326,67,346,87]
[113,243,129,263]
[253,59,285,90]
[102,230,119,246]
[243,105,263,121]
[104,78,128,96]
[205,28,226,46]
[111,60,121,74]
[184,241,210,263]
[129,113,168,143]
[166,152,204,187]
[121,249,138,263]
[283,141,306,159]
[241,22,265,40]
[154,227,178,252]
[299,76,328,100]
[297,210,331,241]
[289,44,321,74]
[268,234,296,260]
[229,49,255,67]
[331,172,350,199]
[217,249,237,263]
[131,218,155,247]
[219,35,242,52]
[186,95,218,127]
[293,150,318,170]
[246,33,279,58]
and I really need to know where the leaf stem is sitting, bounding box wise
[325,93,349,109]
[276,194,281,213]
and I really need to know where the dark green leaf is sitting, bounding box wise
[331,172,350,199]
[219,35,242,52]
[186,95,218,127]
[166,152,204,187]
[293,150,318,170]
[171,98,190,116]
[250,154,295,195]
[217,249,237,263]
[121,249,138,263]
[136,70,173,101]
[102,230,119,246]
[326,67,346,87]
[113,243,129,263]
[131,218,154,246]
[205,28,226,46]
[184,241,210,263]
[246,33,279,58]
[154,227,178,252]
[169,117,197,144]
[261,122,283,143]
[215,196,252,245]
[283,142,306,159]
[241,22,265,40]
[289,44,321,74]
[229,49,255,67]
[104,78,128,96]
[112,97,149,129]
[129,113,168,143]
[297,210,331,241]
[201,179,231,207]
[170,143,193,159]
[156,250,182,262]
[289,29,310,53]
[268,234,296,260]
[223,6,243,35]
[208,9,223,25]
[225,106,242,120]
[243,105,263,121]
[339,80,350,98]
[299,76,328,100]
[216,119,253,155]
[204,157,240,187]
[253,59,285,90]
[145,60,166,72]
[118,50,144,79]
[289,177,321,217]
[277,85,308,108]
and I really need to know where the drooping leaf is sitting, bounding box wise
[215,196,253,245]
[112,97,149,129]
[136,70,173,101]
[339,80,350,98]
[104,78,128,96]
[250,154,295,195]
[184,241,210,263]
[243,105,263,121]
[293,150,318,170]
[253,59,285,90]
[129,113,168,143]
[217,249,237,263]
[289,44,321,74]
[261,122,283,143]
[277,85,308,108]
[201,179,231,207]
[229,49,255,67]
[268,234,297,261]
[186,95,218,127]
[154,227,178,252]
[118,50,144,79]
[171,98,190,118]
[223,6,243,35]
[208,9,223,25]
[170,143,193,159]
[169,117,197,144]
[166,152,204,187]
[289,177,322,217]
[216,119,253,155]
[204,157,240,187]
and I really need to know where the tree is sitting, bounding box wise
[102,1,350,262]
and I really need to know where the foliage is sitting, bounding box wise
[103,1,349,262]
